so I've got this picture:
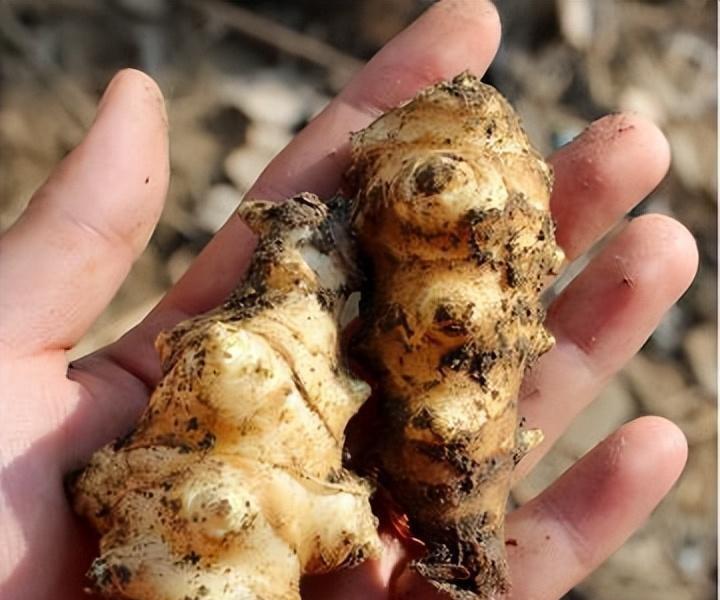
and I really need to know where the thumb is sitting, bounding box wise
[0,69,169,357]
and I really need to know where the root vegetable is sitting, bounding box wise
[349,72,564,599]
[70,195,381,600]
[70,72,562,600]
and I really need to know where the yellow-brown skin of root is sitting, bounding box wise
[350,73,564,599]
[70,195,381,600]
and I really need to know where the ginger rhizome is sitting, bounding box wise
[349,73,564,599]
[70,195,381,600]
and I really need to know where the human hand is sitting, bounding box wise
[0,2,697,599]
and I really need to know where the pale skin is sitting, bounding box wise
[0,1,698,599]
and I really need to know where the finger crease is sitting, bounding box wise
[55,203,135,264]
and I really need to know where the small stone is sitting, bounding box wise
[202,105,249,151]
[682,323,717,396]
[649,304,687,355]
[167,248,197,284]
[557,0,595,50]
[245,121,293,154]
[222,71,306,129]
[619,85,666,125]
[667,122,718,194]
[623,353,693,421]
[677,542,706,577]
[194,184,243,234]
[224,146,276,196]
[674,392,717,445]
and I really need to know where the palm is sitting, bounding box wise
[0,2,696,600]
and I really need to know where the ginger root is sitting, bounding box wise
[70,195,381,599]
[349,72,564,598]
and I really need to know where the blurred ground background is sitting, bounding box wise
[0,0,716,598]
